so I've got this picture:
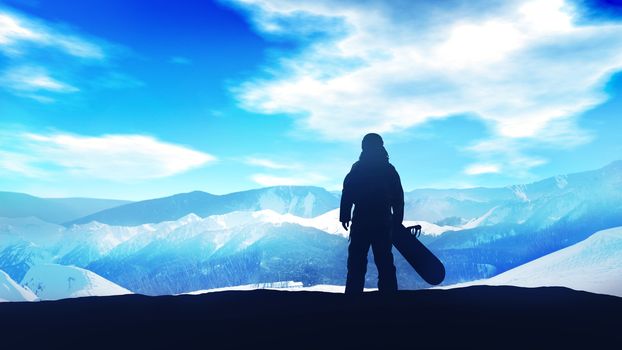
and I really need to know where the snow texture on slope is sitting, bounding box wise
[0,270,37,302]
[21,264,132,300]
[443,227,622,297]
[185,281,376,294]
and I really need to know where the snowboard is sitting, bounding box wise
[393,224,445,285]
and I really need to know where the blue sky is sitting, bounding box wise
[1,0,622,200]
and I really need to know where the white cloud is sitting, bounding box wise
[251,173,328,186]
[464,163,502,175]
[245,157,297,169]
[1,7,138,102]
[229,0,622,173]
[0,12,43,47]
[0,132,216,181]
[2,66,78,93]
[0,150,46,178]
[0,10,104,59]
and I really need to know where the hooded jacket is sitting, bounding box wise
[339,149,404,227]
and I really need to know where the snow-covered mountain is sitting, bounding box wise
[441,227,622,297]
[1,161,621,296]
[0,270,37,302]
[67,186,340,226]
[1,209,459,295]
[405,161,622,227]
[62,160,622,232]
[21,264,132,300]
[0,216,65,249]
[414,161,622,284]
[87,220,349,295]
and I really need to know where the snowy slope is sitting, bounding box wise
[0,208,481,294]
[0,270,37,302]
[442,227,622,297]
[0,216,65,249]
[185,282,376,294]
[56,221,149,266]
[21,264,132,300]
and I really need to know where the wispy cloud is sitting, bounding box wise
[2,65,78,92]
[251,172,328,187]
[245,157,298,170]
[0,149,47,178]
[464,163,502,176]
[229,0,622,174]
[0,10,104,59]
[0,131,216,181]
[246,156,330,187]
[0,7,139,101]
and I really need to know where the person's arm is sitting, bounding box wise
[340,171,354,231]
[390,165,404,227]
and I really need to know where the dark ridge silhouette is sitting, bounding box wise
[0,286,620,348]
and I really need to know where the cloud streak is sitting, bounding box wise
[245,157,298,170]
[1,66,78,93]
[0,132,216,181]
[464,163,502,175]
[251,173,328,187]
[0,10,104,59]
[0,7,139,102]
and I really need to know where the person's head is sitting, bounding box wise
[361,133,383,151]
[359,133,388,163]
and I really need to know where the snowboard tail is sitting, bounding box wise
[393,224,445,285]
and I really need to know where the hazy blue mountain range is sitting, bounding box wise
[65,186,340,226]
[0,192,130,224]
[0,161,621,296]
[405,161,622,223]
[423,161,622,283]
[63,161,621,227]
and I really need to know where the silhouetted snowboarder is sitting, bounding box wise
[340,133,403,294]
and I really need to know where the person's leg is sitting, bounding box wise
[346,224,371,295]
[371,226,398,293]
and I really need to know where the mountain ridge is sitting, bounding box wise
[61,160,622,226]
[0,191,131,224]
[65,185,340,226]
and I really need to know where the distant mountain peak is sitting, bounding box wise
[178,213,202,224]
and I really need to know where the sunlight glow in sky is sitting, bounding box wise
[1,0,622,199]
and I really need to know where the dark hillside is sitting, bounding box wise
[1,286,620,348]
